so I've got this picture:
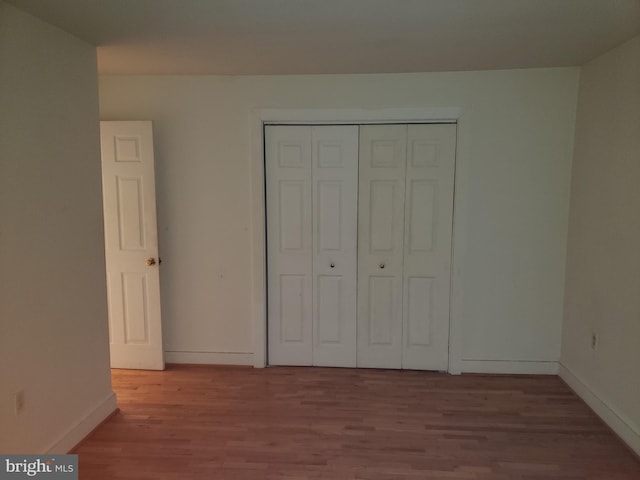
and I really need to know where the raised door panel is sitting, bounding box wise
[312,126,358,367]
[266,126,313,366]
[402,124,456,370]
[279,181,306,252]
[121,272,151,344]
[316,275,342,343]
[279,275,307,342]
[367,276,395,346]
[357,125,407,369]
[405,276,434,347]
[116,177,146,250]
[406,180,437,254]
[369,180,397,253]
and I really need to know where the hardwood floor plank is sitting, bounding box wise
[73,365,640,479]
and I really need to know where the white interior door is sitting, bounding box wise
[100,121,164,370]
[402,124,456,370]
[312,126,358,367]
[266,126,313,365]
[357,125,407,368]
[266,125,358,367]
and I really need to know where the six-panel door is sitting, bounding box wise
[266,126,314,365]
[312,126,359,367]
[402,124,456,370]
[100,121,164,370]
[357,125,407,368]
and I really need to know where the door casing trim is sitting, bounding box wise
[249,107,471,374]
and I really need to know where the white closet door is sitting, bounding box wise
[312,126,359,367]
[266,126,313,365]
[402,124,456,370]
[357,125,407,368]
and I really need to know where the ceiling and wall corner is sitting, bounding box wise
[4,0,640,75]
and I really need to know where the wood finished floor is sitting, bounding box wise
[74,365,640,479]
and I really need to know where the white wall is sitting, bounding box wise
[0,2,115,453]
[560,36,640,453]
[99,67,579,372]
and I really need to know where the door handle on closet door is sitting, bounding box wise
[379,263,385,269]
[330,263,335,268]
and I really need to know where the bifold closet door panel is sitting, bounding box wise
[267,123,456,370]
[357,125,407,369]
[266,126,313,366]
[402,124,456,370]
[312,126,359,367]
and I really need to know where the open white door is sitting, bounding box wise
[100,121,164,370]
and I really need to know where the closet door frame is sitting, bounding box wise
[250,107,468,374]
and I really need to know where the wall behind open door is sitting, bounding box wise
[100,121,164,370]
[99,68,578,373]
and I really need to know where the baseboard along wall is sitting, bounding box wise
[559,362,640,456]
[164,351,254,366]
[45,392,117,454]
[461,360,559,375]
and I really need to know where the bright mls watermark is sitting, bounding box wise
[0,456,77,479]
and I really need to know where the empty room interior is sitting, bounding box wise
[1,0,639,478]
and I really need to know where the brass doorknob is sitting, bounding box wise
[146,257,156,266]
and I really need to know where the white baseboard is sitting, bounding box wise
[164,351,254,366]
[45,391,117,454]
[461,359,559,375]
[559,363,640,456]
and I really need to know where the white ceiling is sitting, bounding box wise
[7,0,640,75]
